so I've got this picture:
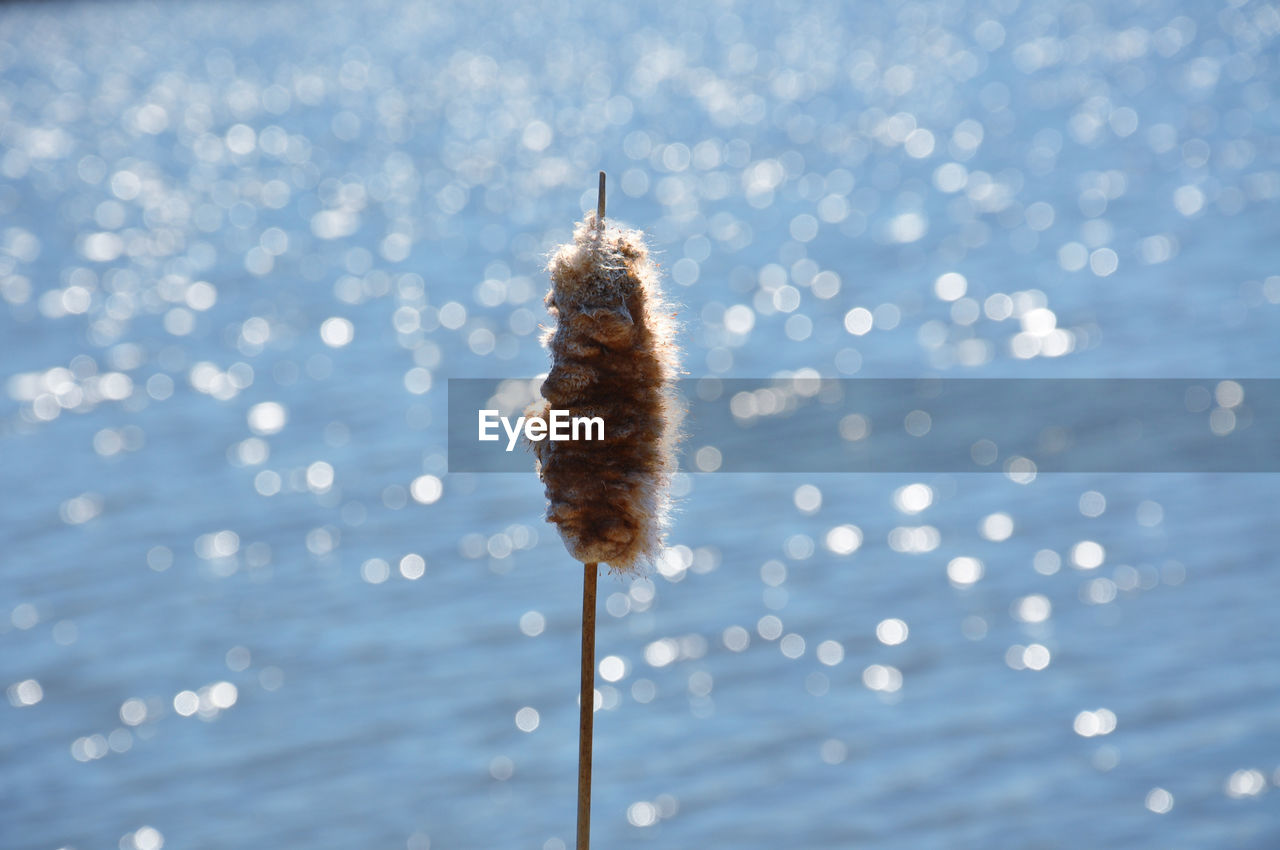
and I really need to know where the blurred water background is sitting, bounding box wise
[2,0,1280,847]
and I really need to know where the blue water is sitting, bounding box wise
[3,1,1280,848]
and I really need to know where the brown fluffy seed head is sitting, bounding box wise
[526,212,682,574]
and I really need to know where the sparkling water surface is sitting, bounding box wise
[2,1,1280,848]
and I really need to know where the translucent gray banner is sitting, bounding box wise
[447,378,1278,473]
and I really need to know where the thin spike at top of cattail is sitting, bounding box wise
[526,203,682,574]
[596,170,606,229]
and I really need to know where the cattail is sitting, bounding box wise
[527,174,680,850]
[526,176,682,574]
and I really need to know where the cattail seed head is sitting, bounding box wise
[527,212,682,573]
